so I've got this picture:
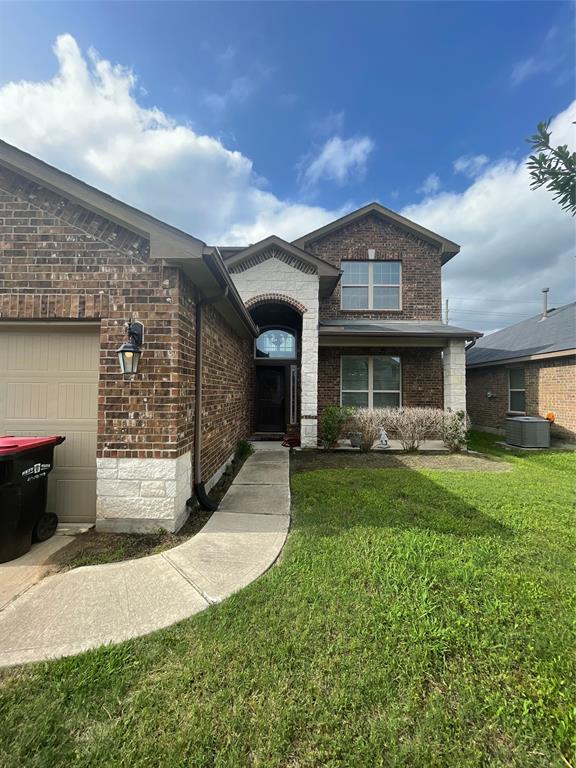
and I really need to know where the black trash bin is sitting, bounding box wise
[0,435,65,563]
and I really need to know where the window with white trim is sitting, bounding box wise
[341,261,401,310]
[341,355,401,408]
[508,367,526,413]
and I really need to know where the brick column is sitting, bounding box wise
[443,338,467,412]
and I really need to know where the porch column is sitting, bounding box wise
[443,338,467,412]
[300,309,319,447]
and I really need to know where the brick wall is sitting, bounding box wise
[200,302,254,480]
[0,165,254,474]
[466,356,576,440]
[305,212,442,321]
[318,346,444,413]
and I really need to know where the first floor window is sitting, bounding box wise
[508,367,526,413]
[341,355,401,408]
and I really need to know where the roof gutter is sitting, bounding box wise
[203,247,259,337]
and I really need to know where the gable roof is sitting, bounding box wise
[0,140,257,337]
[292,202,461,265]
[466,302,576,367]
[223,235,341,298]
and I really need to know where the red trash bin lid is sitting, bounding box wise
[0,436,65,456]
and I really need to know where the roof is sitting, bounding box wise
[0,140,257,337]
[320,319,482,342]
[292,202,461,265]
[223,235,341,298]
[466,302,576,367]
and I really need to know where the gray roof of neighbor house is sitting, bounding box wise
[466,302,576,367]
[0,140,257,337]
[319,319,482,340]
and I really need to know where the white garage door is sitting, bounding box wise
[0,324,99,524]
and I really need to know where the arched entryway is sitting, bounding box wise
[248,299,303,436]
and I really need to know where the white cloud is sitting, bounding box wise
[418,173,442,195]
[299,135,374,188]
[0,34,343,244]
[402,101,576,333]
[511,22,573,86]
[453,154,489,178]
[312,110,345,137]
[202,76,254,113]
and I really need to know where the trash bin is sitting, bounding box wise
[0,436,65,563]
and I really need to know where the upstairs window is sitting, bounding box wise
[255,329,297,359]
[341,261,401,310]
[508,368,526,413]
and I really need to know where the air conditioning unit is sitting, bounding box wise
[505,417,550,448]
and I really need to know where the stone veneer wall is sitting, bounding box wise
[0,165,254,531]
[466,356,576,440]
[318,346,444,414]
[443,339,467,412]
[229,253,320,446]
[304,212,443,322]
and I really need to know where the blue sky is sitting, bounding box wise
[0,1,574,330]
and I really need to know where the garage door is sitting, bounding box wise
[0,324,99,524]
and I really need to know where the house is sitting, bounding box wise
[0,140,481,533]
[466,301,576,441]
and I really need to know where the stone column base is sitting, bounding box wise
[96,452,191,533]
[301,417,318,448]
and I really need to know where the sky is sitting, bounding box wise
[0,0,574,332]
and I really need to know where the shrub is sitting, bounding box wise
[443,410,469,452]
[350,408,385,451]
[235,439,254,462]
[319,405,353,448]
[381,407,444,452]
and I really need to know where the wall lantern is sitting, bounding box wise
[117,320,144,375]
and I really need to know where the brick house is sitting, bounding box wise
[466,302,576,441]
[0,141,481,533]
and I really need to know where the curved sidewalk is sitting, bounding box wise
[0,443,290,668]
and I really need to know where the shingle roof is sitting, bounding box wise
[466,302,576,367]
[319,319,482,339]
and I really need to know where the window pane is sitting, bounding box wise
[342,357,368,390]
[255,329,296,359]
[509,368,525,389]
[373,356,401,390]
[342,391,369,408]
[509,390,526,412]
[342,286,369,309]
[373,261,401,285]
[374,392,401,408]
[373,286,400,309]
[342,261,369,285]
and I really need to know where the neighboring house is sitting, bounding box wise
[0,141,481,533]
[466,302,576,440]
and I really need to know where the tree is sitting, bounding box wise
[526,120,575,215]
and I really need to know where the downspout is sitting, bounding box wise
[187,286,229,512]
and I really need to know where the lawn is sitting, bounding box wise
[0,433,574,767]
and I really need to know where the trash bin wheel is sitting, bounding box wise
[33,513,58,542]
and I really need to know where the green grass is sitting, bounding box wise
[0,433,574,767]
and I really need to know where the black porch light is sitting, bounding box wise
[117,319,144,375]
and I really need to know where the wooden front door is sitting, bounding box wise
[255,366,286,432]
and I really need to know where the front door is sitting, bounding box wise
[255,366,286,432]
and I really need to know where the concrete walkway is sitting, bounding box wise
[0,443,290,668]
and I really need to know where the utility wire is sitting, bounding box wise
[446,296,540,305]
